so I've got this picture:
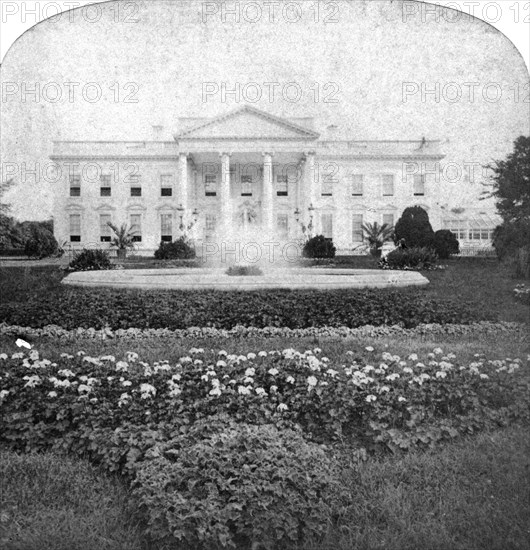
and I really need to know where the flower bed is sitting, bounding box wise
[0,288,490,330]
[0,346,528,548]
[0,320,526,341]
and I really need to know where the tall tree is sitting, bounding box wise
[486,135,530,224]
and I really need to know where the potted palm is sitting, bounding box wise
[107,222,136,260]
[361,222,394,258]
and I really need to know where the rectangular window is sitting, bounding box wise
[205,214,217,234]
[160,213,173,242]
[276,174,288,196]
[69,175,81,197]
[352,214,363,242]
[131,187,142,197]
[130,214,142,242]
[276,213,288,238]
[321,213,333,239]
[413,174,425,196]
[382,174,394,196]
[350,174,364,196]
[69,214,81,242]
[100,175,111,197]
[321,176,333,197]
[161,175,173,197]
[382,213,394,228]
[99,214,112,242]
[204,175,217,196]
[241,175,253,196]
[443,219,467,240]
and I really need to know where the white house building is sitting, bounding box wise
[50,105,495,257]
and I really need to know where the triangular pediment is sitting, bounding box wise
[175,106,319,141]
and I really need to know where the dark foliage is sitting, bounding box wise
[302,235,336,259]
[0,286,487,330]
[68,249,112,272]
[226,265,263,276]
[432,230,460,259]
[24,225,58,259]
[381,247,439,270]
[154,237,196,260]
[394,206,434,248]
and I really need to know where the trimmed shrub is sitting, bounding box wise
[302,235,336,259]
[432,230,460,259]
[68,249,112,272]
[24,226,58,259]
[382,246,439,270]
[134,419,348,549]
[226,265,263,276]
[394,206,434,248]
[154,237,196,260]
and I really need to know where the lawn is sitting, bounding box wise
[0,258,528,549]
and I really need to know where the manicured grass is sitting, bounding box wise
[0,450,146,550]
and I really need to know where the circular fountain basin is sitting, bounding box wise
[62,267,429,291]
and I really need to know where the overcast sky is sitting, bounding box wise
[1,0,529,220]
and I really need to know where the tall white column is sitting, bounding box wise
[179,153,188,211]
[306,151,316,207]
[220,152,232,239]
[262,152,274,236]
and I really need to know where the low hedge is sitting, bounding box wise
[0,288,490,330]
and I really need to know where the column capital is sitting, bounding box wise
[262,152,274,159]
[179,152,189,159]
[219,152,232,158]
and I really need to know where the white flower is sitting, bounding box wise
[100,355,116,362]
[121,380,132,387]
[118,393,131,407]
[479,373,489,380]
[258,351,268,357]
[0,390,9,399]
[433,348,443,355]
[402,367,413,374]
[193,359,203,366]
[363,365,375,373]
[247,353,256,360]
[326,369,338,377]
[245,367,255,377]
[218,350,227,357]
[115,361,129,372]
[76,351,86,356]
[58,369,75,378]
[0,353,8,360]
[140,383,156,399]
[270,385,278,392]
[268,368,279,376]
[23,375,41,388]
[238,386,251,395]
[307,376,318,387]
[313,347,322,354]
[385,373,400,381]
[216,360,227,368]
[277,403,288,412]
[379,385,390,393]
[435,371,447,379]
[415,362,426,368]
[365,394,377,403]
[78,384,91,394]
[365,346,374,352]
[209,387,222,397]
[408,353,418,361]
[48,391,58,398]
[398,396,407,402]
[255,387,267,397]
[180,356,192,364]
[286,376,295,384]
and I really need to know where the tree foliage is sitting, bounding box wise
[486,135,530,224]
[394,206,434,248]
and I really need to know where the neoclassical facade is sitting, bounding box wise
[51,105,477,256]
